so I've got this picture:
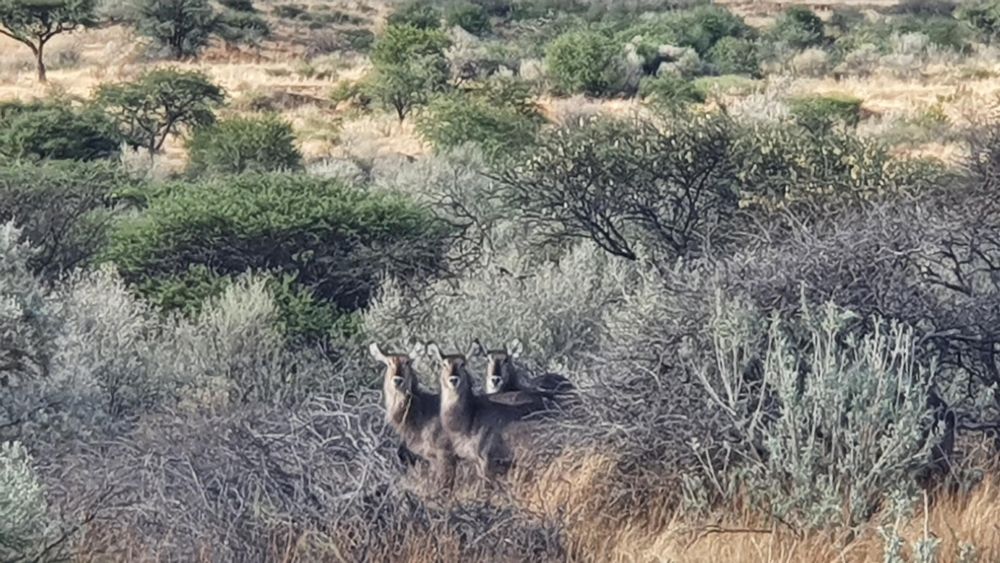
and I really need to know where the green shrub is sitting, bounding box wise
[343,28,376,52]
[266,273,345,343]
[186,115,302,175]
[136,263,232,316]
[769,5,826,49]
[372,23,451,66]
[0,160,127,277]
[707,36,760,76]
[892,0,957,15]
[0,441,52,561]
[956,0,1000,44]
[104,173,449,313]
[672,4,752,54]
[545,29,624,96]
[734,119,941,212]
[618,5,752,58]
[219,0,254,11]
[136,265,341,343]
[497,114,742,261]
[215,9,271,50]
[893,14,970,50]
[446,1,491,35]
[471,0,513,17]
[386,1,441,29]
[638,73,706,109]
[695,300,940,529]
[788,93,863,133]
[828,7,867,37]
[271,3,304,18]
[0,101,121,162]
[417,78,542,158]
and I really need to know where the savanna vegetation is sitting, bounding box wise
[5,0,1000,561]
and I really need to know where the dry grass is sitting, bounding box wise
[479,437,1000,563]
[4,1,1000,168]
[0,24,393,167]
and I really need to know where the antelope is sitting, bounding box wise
[369,342,456,488]
[472,338,574,399]
[428,343,547,481]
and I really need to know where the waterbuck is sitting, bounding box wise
[369,342,456,488]
[472,338,574,398]
[428,343,549,481]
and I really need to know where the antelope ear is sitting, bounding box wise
[468,338,486,358]
[369,342,388,364]
[408,341,426,360]
[507,338,523,358]
[426,342,443,364]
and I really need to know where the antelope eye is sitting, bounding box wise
[448,376,461,388]
[392,376,405,388]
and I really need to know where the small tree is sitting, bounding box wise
[0,0,96,82]
[367,24,450,122]
[95,68,224,155]
[495,114,742,261]
[417,78,542,160]
[136,0,216,59]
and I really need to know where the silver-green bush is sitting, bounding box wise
[0,441,51,560]
[694,299,941,529]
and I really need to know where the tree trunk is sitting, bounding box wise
[36,43,47,83]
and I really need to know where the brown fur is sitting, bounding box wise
[370,343,456,488]
[429,344,546,481]
[473,339,575,399]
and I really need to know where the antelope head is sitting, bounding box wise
[477,338,523,394]
[369,341,425,397]
[428,342,474,400]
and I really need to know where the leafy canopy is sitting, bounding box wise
[0,100,121,162]
[545,30,623,96]
[104,173,450,312]
[0,160,128,278]
[0,0,96,81]
[95,68,224,153]
[367,24,451,121]
[136,0,216,59]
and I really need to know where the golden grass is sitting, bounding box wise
[0,27,426,165]
[488,443,1000,563]
[6,4,1000,169]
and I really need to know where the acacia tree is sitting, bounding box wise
[495,114,742,261]
[0,0,96,82]
[95,68,224,155]
[136,0,216,59]
[367,24,450,122]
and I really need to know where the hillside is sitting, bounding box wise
[3,0,1000,561]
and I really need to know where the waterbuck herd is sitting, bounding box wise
[369,339,574,489]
